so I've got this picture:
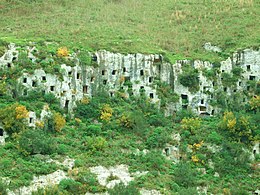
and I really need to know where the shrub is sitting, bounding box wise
[208,131,222,144]
[0,179,7,195]
[53,112,66,132]
[0,103,29,135]
[100,104,113,122]
[59,179,82,194]
[249,95,260,110]
[146,127,170,149]
[173,163,197,188]
[18,128,56,155]
[57,47,69,57]
[75,170,105,193]
[179,65,199,93]
[108,182,140,195]
[32,185,65,195]
[85,124,102,136]
[82,136,107,152]
[181,118,201,134]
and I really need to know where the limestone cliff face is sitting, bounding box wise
[0,44,259,118]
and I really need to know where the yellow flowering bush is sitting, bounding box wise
[0,103,29,134]
[53,112,66,132]
[15,105,29,119]
[81,97,89,104]
[118,114,132,128]
[35,120,45,129]
[181,117,201,134]
[57,47,69,57]
[249,95,260,110]
[220,111,254,142]
[100,104,113,121]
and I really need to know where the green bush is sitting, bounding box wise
[179,65,199,93]
[145,127,170,149]
[85,124,102,136]
[173,163,197,188]
[75,170,105,193]
[0,179,7,195]
[59,179,82,194]
[82,136,107,152]
[108,182,140,195]
[18,128,56,155]
[32,185,66,195]
[208,131,222,144]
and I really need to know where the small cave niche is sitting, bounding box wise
[101,70,107,76]
[68,71,72,76]
[23,89,28,96]
[50,86,55,92]
[110,92,114,97]
[140,86,144,90]
[123,67,126,73]
[221,70,225,73]
[249,75,256,81]
[149,77,153,83]
[12,57,17,62]
[164,148,170,156]
[103,80,107,85]
[233,89,237,92]
[211,110,215,115]
[42,76,46,81]
[29,118,33,124]
[23,78,27,83]
[65,100,69,112]
[247,65,251,71]
[32,81,37,87]
[199,106,207,112]
[154,55,162,63]
[181,94,188,100]
[200,112,210,116]
[0,128,3,136]
[253,149,256,155]
[92,54,97,62]
[182,105,188,109]
[91,76,95,83]
[61,90,66,97]
[77,73,80,80]
[181,94,188,104]
[201,99,204,104]
[239,81,242,86]
[212,81,215,86]
[112,70,117,75]
[83,85,88,94]
[7,63,11,68]
[223,87,227,92]
[149,93,154,99]
[140,69,144,76]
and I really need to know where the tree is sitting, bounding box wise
[0,103,29,135]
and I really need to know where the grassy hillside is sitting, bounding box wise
[0,1,260,194]
[0,0,260,61]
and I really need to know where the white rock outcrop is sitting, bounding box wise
[0,44,259,116]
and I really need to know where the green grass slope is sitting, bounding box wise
[0,0,260,61]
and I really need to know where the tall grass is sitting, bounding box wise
[0,0,259,60]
